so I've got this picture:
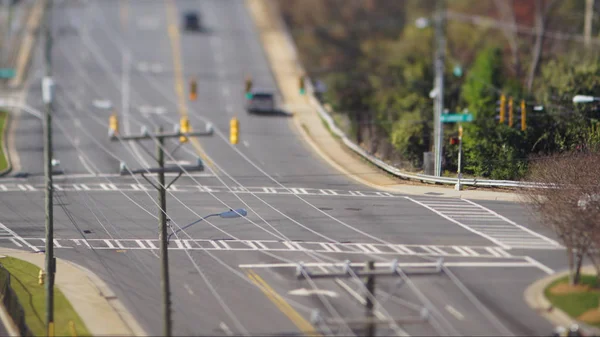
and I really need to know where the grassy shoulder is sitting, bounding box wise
[545,274,600,327]
[1,256,91,336]
[0,111,8,172]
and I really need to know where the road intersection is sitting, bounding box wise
[0,0,566,335]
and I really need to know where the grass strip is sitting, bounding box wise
[1,256,91,336]
[545,274,600,327]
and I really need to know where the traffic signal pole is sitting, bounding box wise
[109,118,212,337]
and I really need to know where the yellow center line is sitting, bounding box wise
[247,270,321,336]
[164,0,214,168]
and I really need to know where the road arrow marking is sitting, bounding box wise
[288,288,338,298]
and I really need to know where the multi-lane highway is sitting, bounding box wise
[0,0,567,335]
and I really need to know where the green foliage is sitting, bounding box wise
[461,47,503,119]
[280,0,600,179]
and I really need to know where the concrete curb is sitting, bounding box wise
[0,248,148,337]
[524,265,600,335]
[0,111,12,177]
[7,0,45,90]
[245,0,522,203]
[0,300,19,337]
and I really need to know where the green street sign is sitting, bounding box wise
[0,68,15,79]
[441,113,473,123]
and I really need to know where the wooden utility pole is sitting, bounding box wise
[109,119,213,337]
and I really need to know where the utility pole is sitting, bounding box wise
[433,0,446,177]
[585,0,594,48]
[365,261,375,337]
[109,117,213,337]
[297,259,440,336]
[43,0,55,335]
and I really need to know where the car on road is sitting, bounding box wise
[183,11,201,31]
[245,91,276,114]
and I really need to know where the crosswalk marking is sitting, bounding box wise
[408,197,563,250]
[0,183,402,199]
[2,238,515,258]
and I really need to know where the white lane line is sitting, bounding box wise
[0,221,39,252]
[524,256,555,275]
[461,247,479,256]
[184,283,195,296]
[219,322,233,336]
[77,155,96,175]
[9,238,22,247]
[445,305,465,320]
[407,197,510,249]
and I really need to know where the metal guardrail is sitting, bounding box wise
[303,80,545,189]
[0,263,32,337]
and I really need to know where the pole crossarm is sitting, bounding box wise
[124,164,204,175]
[296,259,444,280]
[111,130,213,142]
[319,316,428,326]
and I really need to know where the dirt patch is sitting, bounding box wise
[550,283,593,295]
[579,308,600,324]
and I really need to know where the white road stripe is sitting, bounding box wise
[135,240,146,249]
[461,246,479,256]
[9,238,22,247]
[407,197,511,249]
[485,247,501,257]
[445,305,465,320]
[452,246,469,256]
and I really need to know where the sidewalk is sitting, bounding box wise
[525,265,600,336]
[0,248,147,336]
[245,0,520,203]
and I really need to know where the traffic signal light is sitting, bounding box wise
[180,116,190,143]
[109,113,119,135]
[230,117,239,144]
[299,75,306,95]
[449,137,459,145]
[458,125,463,139]
[189,79,197,101]
[520,99,526,131]
[508,97,514,127]
[244,76,253,99]
[498,94,506,124]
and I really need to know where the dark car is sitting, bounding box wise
[246,92,276,114]
[183,12,201,31]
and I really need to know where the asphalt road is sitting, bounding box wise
[0,0,567,336]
